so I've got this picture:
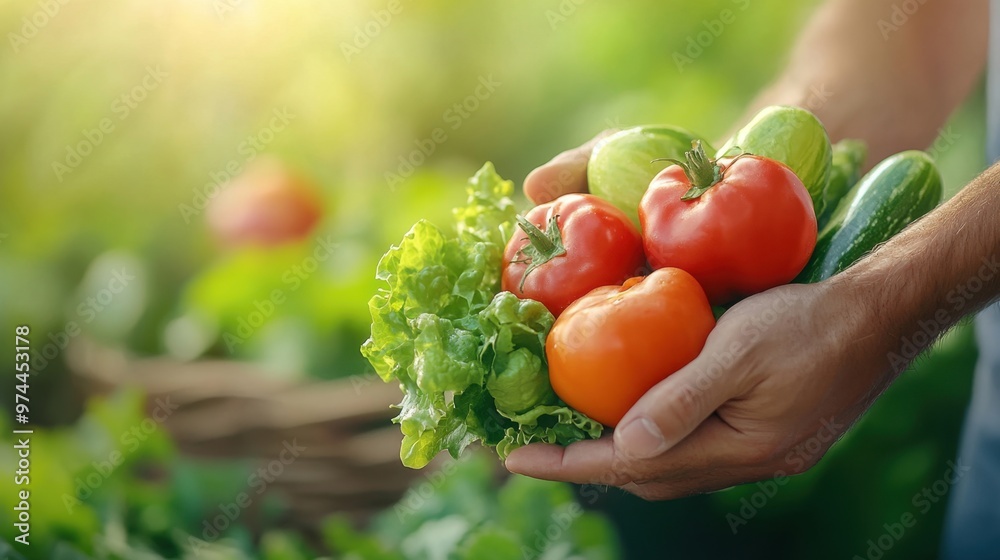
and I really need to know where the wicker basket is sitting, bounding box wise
[66,337,432,530]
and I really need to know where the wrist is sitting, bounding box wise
[820,268,904,374]
[823,241,959,378]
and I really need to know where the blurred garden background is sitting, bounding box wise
[0,0,988,558]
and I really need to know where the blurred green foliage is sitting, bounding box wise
[0,0,988,558]
[325,452,620,560]
[0,390,620,560]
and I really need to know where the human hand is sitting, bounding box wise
[505,278,898,500]
[522,130,618,204]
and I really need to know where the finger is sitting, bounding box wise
[621,421,764,501]
[619,461,772,502]
[614,347,746,461]
[506,415,747,488]
[523,130,617,204]
[505,437,629,486]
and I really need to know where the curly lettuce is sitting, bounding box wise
[361,163,602,468]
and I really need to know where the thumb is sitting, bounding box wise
[613,354,736,460]
[523,129,617,204]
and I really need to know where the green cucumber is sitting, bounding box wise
[588,125,706,226]
[798,150,942,283]
[717,105,832,216]
[817,139,867,229]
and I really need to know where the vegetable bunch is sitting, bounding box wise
[363,105,944,469]
[362,164,601,469]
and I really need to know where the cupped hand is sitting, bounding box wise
[505,279,897,500]
[522,130,618,204]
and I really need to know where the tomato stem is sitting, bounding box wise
[513,214,566,291]
[653,140,724,201]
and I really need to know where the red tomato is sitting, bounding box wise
[502,194,645,316]
[207,157,324,247]
[546,268,715,427]
[640,144,816,305]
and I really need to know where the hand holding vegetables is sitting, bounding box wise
[505,280,886,499]
[501,104,960,500]
[506,161,1000,503]
[364,104,947,477]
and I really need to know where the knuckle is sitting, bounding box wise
[596,467,631,488]
[624,482,680,502]
[608,453,650,485]
[662,384,703,433]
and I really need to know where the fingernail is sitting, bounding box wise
[504,452,523,474]
[615,417,667,459]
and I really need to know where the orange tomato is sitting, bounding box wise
[546,268,715,426]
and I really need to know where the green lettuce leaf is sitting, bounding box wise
[396,386,460,468]
[361,162,603,468]
[412,314,485,393]
[479,292,555,415]
[454,162,518,246]
[496,404,605,460]
[486,347,550,414]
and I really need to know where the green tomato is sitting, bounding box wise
[587,125,706,226]
[716,105,833,217]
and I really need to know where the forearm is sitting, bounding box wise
[832,162,1000,370]
[745,0,987,164]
